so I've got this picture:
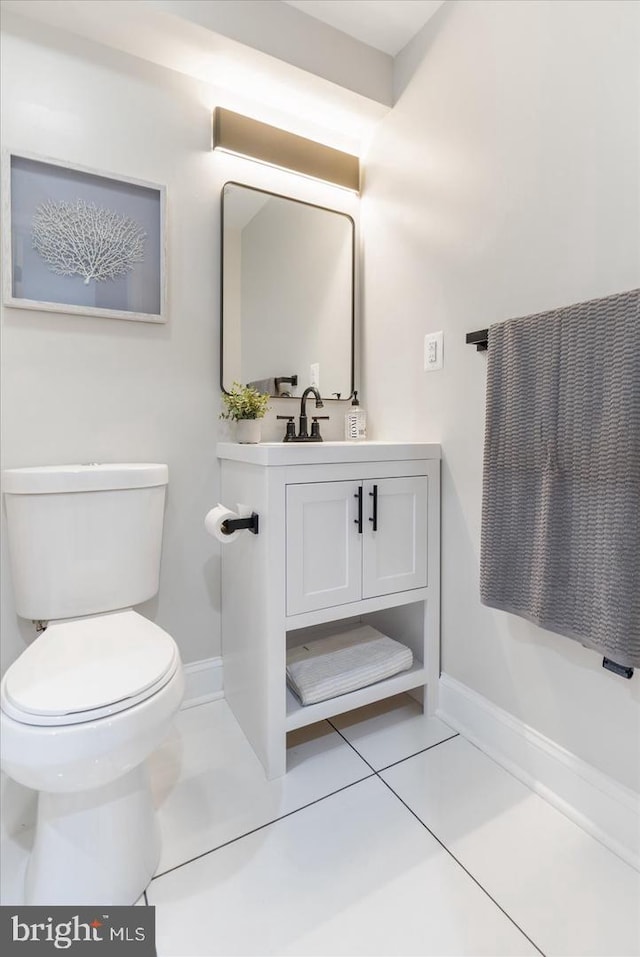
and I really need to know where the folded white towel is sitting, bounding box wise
[286,624,413,706]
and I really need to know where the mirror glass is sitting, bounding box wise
[221,183,354,399]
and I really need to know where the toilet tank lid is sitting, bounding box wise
[2,463,168,494]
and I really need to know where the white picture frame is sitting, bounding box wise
[2,151,167,323]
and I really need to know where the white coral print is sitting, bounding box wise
[32,198,146,285]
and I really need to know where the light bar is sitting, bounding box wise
[212,108,360,193]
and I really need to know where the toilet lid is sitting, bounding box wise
[1,611,179,726]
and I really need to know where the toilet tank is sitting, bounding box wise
[2,464,168,621]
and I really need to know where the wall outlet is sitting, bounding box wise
[310,363,320,389]
[424,331,444,371]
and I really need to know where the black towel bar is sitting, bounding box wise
[602,657,634,679]
[275,375,298,389]
[466,329,489,351]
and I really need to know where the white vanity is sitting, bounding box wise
[217,441,441,778]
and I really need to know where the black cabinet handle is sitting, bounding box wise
[368,484,378,531]
[354,486,363,533]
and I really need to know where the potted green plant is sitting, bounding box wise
[220,382,270,443]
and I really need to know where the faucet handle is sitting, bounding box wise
[310,416,330,441]
[276,415,296,442]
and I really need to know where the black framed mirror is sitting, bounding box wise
[221,182,354,400]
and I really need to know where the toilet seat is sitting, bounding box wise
[0,610,180,727]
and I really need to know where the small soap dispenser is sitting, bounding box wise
[344,391,367,441]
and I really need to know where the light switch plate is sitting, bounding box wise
[424,331,444,371]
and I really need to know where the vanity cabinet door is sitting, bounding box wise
[286,475,428,615]
[286,481,362,615]
[362,477,428,599]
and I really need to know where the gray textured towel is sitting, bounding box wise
[246,378,296,397]
[246,378,277,395]
[480,288,640,667]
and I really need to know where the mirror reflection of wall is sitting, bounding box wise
[222,183,354,400]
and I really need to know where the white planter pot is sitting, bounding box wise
[236,419,262,444]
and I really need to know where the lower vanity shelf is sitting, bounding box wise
[284,603,428,732]
[285,661,427,731]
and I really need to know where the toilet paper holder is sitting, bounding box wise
[222,512,260,536]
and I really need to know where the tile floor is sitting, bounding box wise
[2,694,639,956]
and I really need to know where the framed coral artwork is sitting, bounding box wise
[2,152,166,322]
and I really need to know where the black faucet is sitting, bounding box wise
[297,386,324,440]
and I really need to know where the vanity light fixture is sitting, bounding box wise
[212,108,360,193]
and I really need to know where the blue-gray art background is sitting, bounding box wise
[11,156,162,316]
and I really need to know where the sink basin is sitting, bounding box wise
[217,441,441,467]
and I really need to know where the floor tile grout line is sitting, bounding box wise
[150,772,376,882]
[377,733,460,772]
[149,719,536,954]
[463,734,640,875]
[325,721,545,957]
[457,735,640,873]
[154,719,456,883]
[324,720,459,773]
[377,774,547,957]
[325,720,378,772]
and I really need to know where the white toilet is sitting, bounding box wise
[0,463,184,905]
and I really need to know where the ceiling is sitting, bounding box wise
[284,0,446,56]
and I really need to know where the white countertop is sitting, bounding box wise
[217,440,441,466]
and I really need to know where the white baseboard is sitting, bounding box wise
[181,657,224,709]
[437,673,639,872]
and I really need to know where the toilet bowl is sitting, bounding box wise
[0,463,184,905]
[0,610,184,905]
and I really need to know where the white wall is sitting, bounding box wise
[362,0,640,791]
[0,14,359,673]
